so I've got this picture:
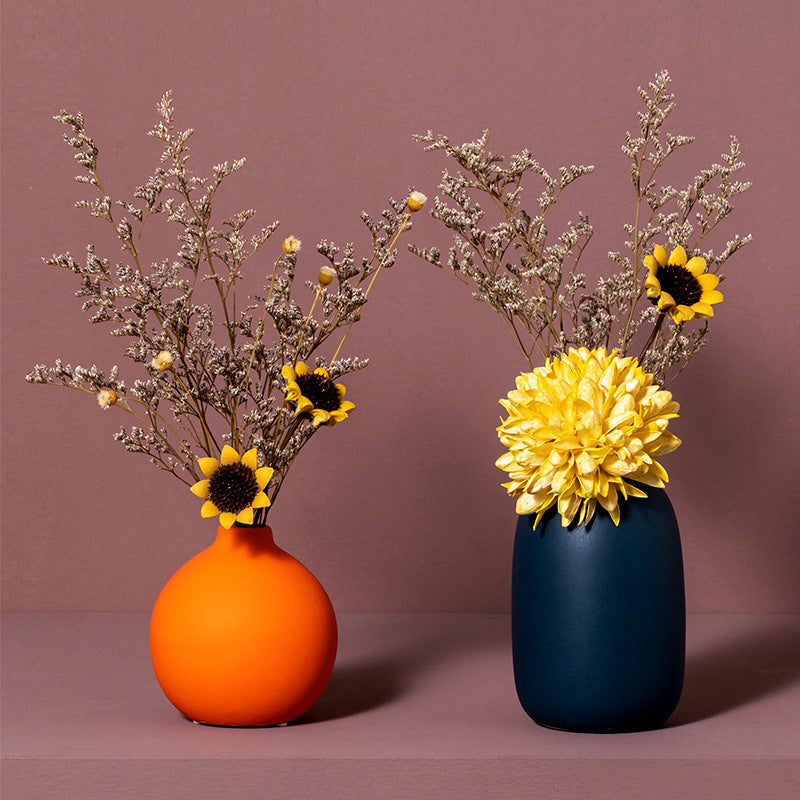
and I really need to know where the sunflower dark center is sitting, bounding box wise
[296,372,341,412]
[208,461,259,514]
[653,264,702,307]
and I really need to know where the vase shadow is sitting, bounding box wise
[298,657,409,723]
[298,615,510,723]
[668,618,800,726]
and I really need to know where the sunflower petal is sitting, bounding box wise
[653,245,667,265]
[657,292,676,310]
[201,500,220,518]
[236,507,254,526]
[220,445,240,465]
[294,362,310,376]
[645,274,661,295]
[668,245,687,267]
[685,256,707,277]
[198,457,219,478]
[284,380,302,401]
[241,448,258,471]
[255,466,274,489]
[219,512,237,529]
[697,273,719,291]
[295,396,314,415]
[311,409,331,426]
[190,479,210,499]
[251,491,270,509]
[702,289,724,305]
[691,302,714,318]
[281,364,297,381]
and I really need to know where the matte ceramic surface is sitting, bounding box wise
[150,525,337,726]
[512,488,685,732]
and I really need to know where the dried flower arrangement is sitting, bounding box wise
[411,71,750,526]
[27,92,424,528]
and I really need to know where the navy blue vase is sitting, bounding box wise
[511,487,685,732]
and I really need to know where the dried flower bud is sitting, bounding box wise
[151,350,174,371]
[282,236,302,254]
[97,389,118,408]
[318,266,336,286]
[407,191,427,212]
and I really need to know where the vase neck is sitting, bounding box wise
[215,524,276,553]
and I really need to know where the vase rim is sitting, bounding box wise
[216,523,274,536]
[213,524,276,552]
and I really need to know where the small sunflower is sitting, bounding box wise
[281,362,354,426]
[190,445,273,529]
[644,245,723,323]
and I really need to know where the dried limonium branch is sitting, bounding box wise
[411,70,751,385]
[27,93,423,527]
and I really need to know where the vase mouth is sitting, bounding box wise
[228,523,272,531]
[215,524,276,550]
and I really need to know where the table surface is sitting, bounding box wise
[2,612,799,799]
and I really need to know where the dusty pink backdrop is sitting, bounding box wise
[2,0,798,613]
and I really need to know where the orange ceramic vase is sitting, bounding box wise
[149,524,337,726]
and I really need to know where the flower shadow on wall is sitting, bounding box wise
[668,616,800,726]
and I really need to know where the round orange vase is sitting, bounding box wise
[149,525,337,726]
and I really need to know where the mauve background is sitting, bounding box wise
[1,0,798,614]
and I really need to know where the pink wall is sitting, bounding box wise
[2,0,798,613]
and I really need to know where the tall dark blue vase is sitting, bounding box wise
[511,487,685,732]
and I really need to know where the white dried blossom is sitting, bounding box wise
[29,93,415,519]
[407,191,427,212]
[412,70,751,385]
[150,350,174,371]
[317,266,336,286]
[282,236,301,254]
[97,389,118,408]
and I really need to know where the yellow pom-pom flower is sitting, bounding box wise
[496,348,681,529]
[190,445,273,529]
[281,362,354,427]
[644,245,723,323]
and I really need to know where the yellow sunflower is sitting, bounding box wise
[190,445,273,529]
[644,244,723,323]
[281,362,355,426]
[496,348,681,528]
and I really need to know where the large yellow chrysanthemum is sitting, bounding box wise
[190,445,273,529]
[281,362,355,427]
[496,348,681,528]
[644,244,723,323]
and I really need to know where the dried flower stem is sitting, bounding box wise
[412,70,751,384]
[29,94,417,510]
[331,210,412,362]
[293,286,323,364]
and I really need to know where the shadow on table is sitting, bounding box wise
[299,657,409,723]
[300,616,509,723]
[669,619,800,726]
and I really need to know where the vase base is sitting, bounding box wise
[187,717,289,728]
[534,715,672,734]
